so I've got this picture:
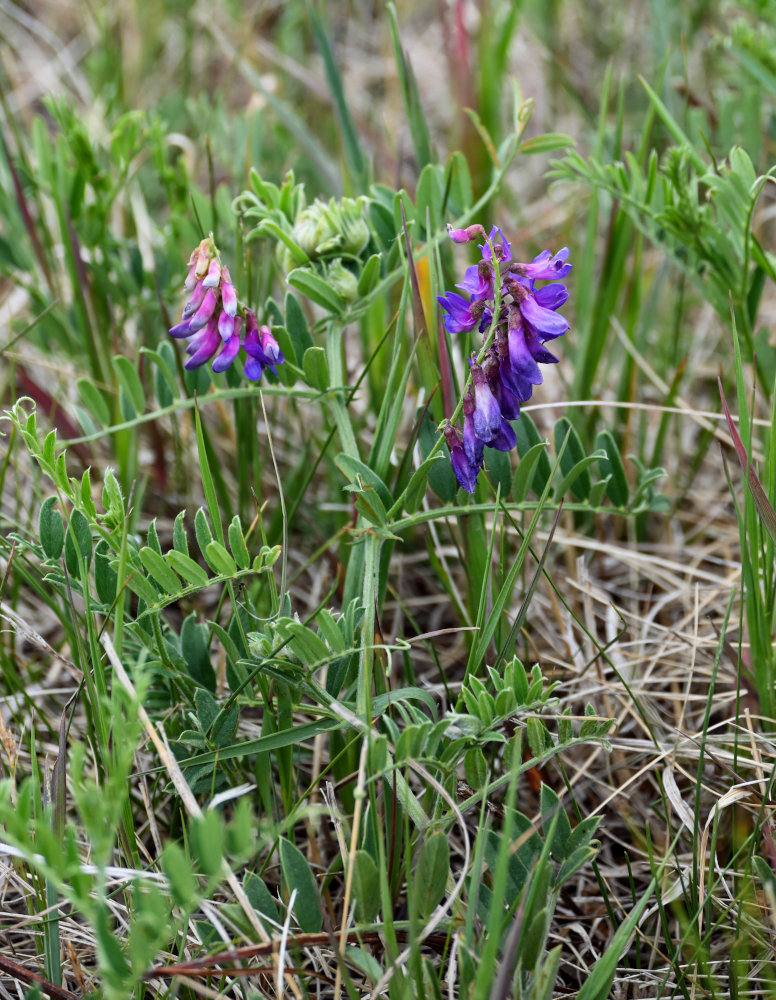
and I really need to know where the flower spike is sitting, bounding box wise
[438,223,572,492]
[168,236,285,381]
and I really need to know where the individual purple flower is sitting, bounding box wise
[470,361,502,444]
[462,388,484,467]
[516,286,569,340]
[446,223,487,244]
[513,248,571,281]
[183,279,207,318]
[437,290,487,334]
[259,326,284,374]
[188,287,218,333]
[220,268,237,317]
[242,313,283,381]
[185,316,220,369]
[212,320,243,374]
[218,310,235,341]
[202,258,222,289]
[444,422,478,494]
[457,263,493,301]
[479,225,512,264]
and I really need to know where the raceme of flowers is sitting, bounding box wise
[438,224,571,494]
[169,236,283,380]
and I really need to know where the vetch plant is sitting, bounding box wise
[169,235,284,379]
[438,224,572,492]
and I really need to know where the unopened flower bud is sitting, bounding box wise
[446,223,487,244]
[327,259,358,301]
[220,268,237,317]
[202,258,222,289]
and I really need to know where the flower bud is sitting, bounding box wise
[327,259,358,301]
[220,268,237,317]
[202,258,222,289]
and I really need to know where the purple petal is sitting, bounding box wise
[184,260,198,292]
[450,444,478,493]
[521,248,572,280]
[243,326,268,362]
[169,319,193,338]
[244,356,266,381]
[463,412,485,466]
[212,333,241,373]
[456,264,493,300]
[488,417,517,452]
[259,326,284,372]
[508,324,543,386]
[519,293,569,340]
[479,225,512,264]
[496,380,521,421]
[437,291,480,334]
[527,335,559,366]
[500,357,535,402]
[534,283,569,311]
[473,382,502,442]
[444,422,478,493]
[185,318,220,368]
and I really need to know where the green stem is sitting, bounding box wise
[325,320,380,721]
[357,534,380,721]
[325,321,360,460]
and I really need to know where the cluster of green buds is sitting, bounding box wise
[277,195,370,301]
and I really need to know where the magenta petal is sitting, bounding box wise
[212,333,241,373]
[221,281,237,317]
[183,279,207,317]
[188,288,218,332]
[259,326,284,371]
[185,318,220,368]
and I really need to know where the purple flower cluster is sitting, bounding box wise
[169,237,283,380]
[438,224,571,494]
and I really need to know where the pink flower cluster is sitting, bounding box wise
[169,237,283,380]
